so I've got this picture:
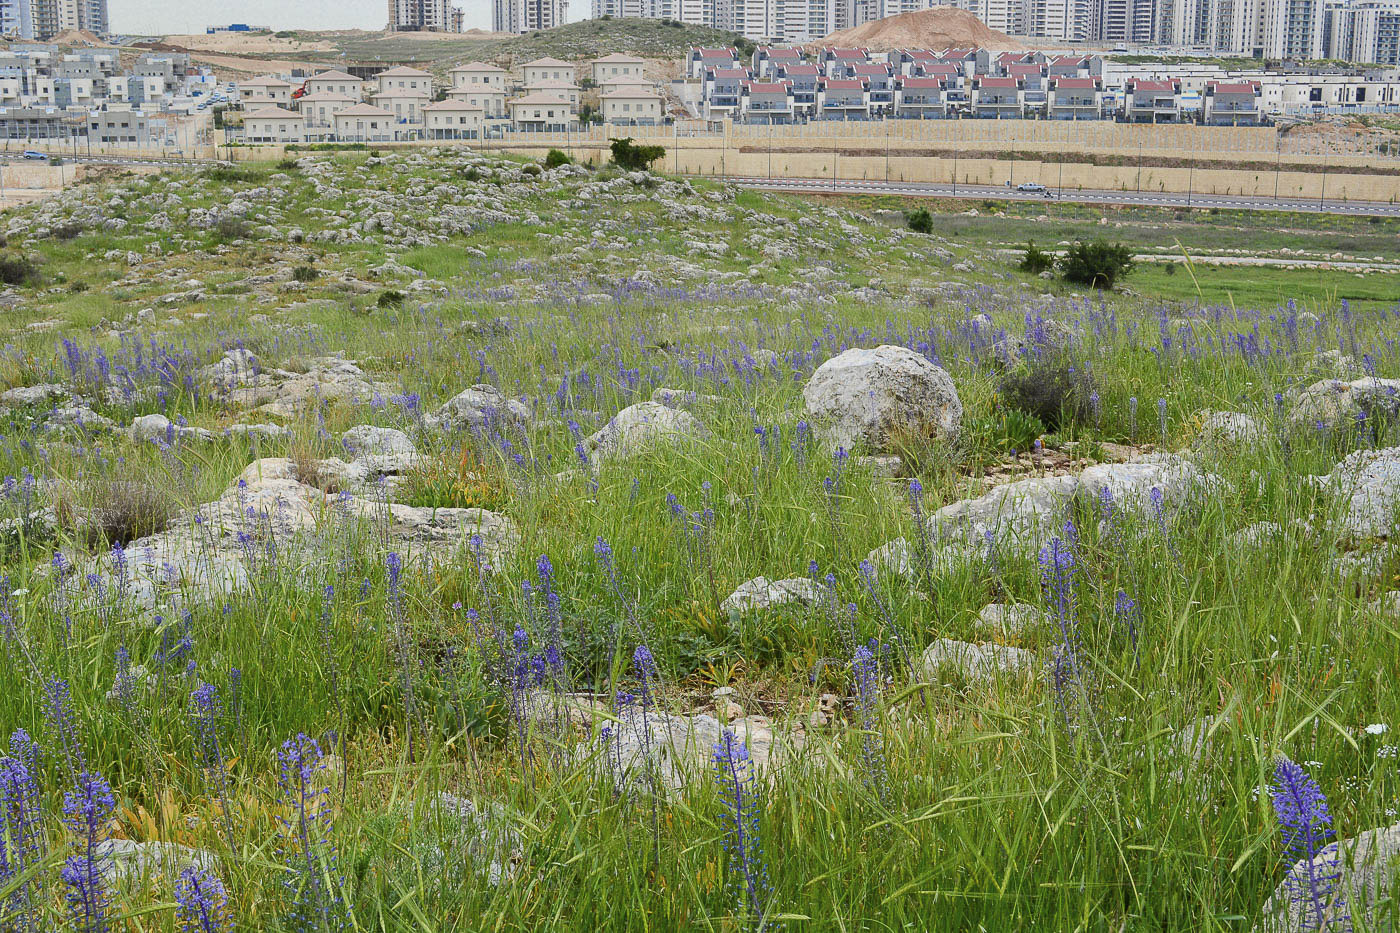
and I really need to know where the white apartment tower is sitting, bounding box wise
[388,0,454,30]
[494,0,569,32]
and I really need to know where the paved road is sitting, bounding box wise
[0,153,223,167]
[721,175,1400,217]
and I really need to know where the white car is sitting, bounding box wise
[1016,182,1047,193]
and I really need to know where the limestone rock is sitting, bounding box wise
[720,576,821,615]
[918,638,1038,682]
[1254,820,1400,933]
[585,401,708,463]
[801,344,961,453]
[429,384,531,434]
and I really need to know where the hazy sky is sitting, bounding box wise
[108,0,588,36]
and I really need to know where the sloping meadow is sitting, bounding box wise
[0,151,1393,930]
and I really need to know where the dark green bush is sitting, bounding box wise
[1059,239,1134,290]
[609,137,665,171]
[0,253,39,286]
[213,217,250,242]
[544,149,572,169]
[1019,241,1054,275]
[906,207,933,234]
[378,290,405,308]
[292,265,320,283]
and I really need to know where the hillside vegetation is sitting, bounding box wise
[0,152,1393,931]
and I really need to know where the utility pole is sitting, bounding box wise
[1319,167,1327,210]
[1187,164,1193,209]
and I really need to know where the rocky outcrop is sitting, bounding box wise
[584,401,709,463]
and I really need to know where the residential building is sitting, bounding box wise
[0,0,34,39]
[333,103,398,141]
[88,107,149,144]
[753,46,802,76]
[817,76,870,118]
[371,90,428,129]
[388,0,453,31]
[591,53,646,84]
[1202,78,1262,121]
[243,106,305,142]
[375,65,432,97]
[892,75,949,117]
[493,0,568,33]
[422,98,483,137]
[526,79,580,107]
[298,92,357,129]
[447,84,508,116]
[0,105,68,137]
[775,61,821,114]
[737,79,793,121]
[702,65,748,119]
[304,70,362,100]
[1123,77,1183,120]
[450,62,508,92]
[971,75,1024,116]
[522,57,575,85]
[238,75,294,108]
[1263,0,1328,56]
[688,47,740,78]
[508,92,573,129]
[1047,75,1103,117]
[1328,0,1400,65]
[602,85,665,123]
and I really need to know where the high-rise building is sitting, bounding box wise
[1327,0,1400,63]
[0,0,34,38]
[389,0,454,31]
[1262,0,1328,54]
[28,0,105,38]
[495,0,569,32]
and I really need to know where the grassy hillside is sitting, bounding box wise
[0,152,1395,931]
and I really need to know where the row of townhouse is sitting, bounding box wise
[236,55,669,143]
[696,43,1400,121]
[0,46,216,113]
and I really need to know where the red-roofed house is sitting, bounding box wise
[688,47,738,80]
[754,46,803,77]
[1204,81,1263,125]
[740,80,794,124]
[893,76,949,119]
[817,77,871,120]
[1047,77,1103,120]
[775,62,820,116]
[702,66,749,120]
[972,76,1023,118]
[821,48,869,77]
[1124,79,1183,122]
[846,62,895,110]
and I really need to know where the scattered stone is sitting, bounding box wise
[976,603,1044,635]
[130,414,215,445]
[719,576,821,615]
[801,344,962,453]
[917,638,1038,683]
[341,425,419,476]
[433,792,522,886]
[1192,410,1264,452]
[428,384,531,434]
[1254,820,1400,933]
[584,401,709,463]
[932,474,1078,554]
[0,383,68,407]
[92,839,216,886]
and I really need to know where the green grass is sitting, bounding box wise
[0,151,1394,931]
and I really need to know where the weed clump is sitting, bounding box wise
[377,290,405,309]
[57,477,175,546]
[0,253,39,286]
[997,356,1098,432]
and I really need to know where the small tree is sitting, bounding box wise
[544,149,572,169]
[1019,241,1054,275]
[609,137,665,171]
[1059,239,1134,290]
[906,207,933,234]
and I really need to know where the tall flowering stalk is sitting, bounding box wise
[851,644,889,803]
[277,734,345,931]
[43,677,85,781]
[61,771,115,933]
[1039,533,1088,731]
[385,552,417,764]
[0,739,43,931]
[1271,758,1345,931]
[632,644,664,871]
[190,682,233,843]
[712,730,774,924]
[174,866,231,933]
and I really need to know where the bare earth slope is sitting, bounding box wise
[817,8,1025,51]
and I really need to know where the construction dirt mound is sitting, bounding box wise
[815,8,1025,51]
[51,29,113,47]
